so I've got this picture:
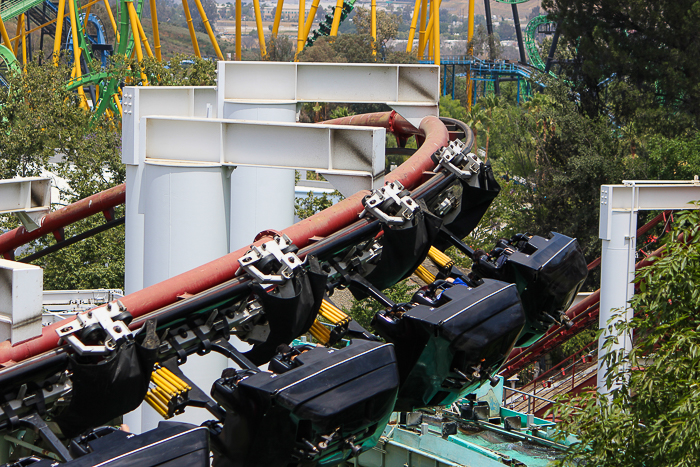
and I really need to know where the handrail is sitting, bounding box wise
[523,340,597,392]
[504,386,557,406]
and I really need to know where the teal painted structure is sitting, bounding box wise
[348,377,577,466]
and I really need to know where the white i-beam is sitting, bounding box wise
[598,179,700,393]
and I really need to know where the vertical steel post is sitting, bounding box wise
[511,3,526,64]
[296,0,305,54]
[598,208,636,394]
[544,28,561,73]
[371,0,377,56]
[432,0,439,65]
[181,0,202,57]
[149,0,162,60]
[406,0,421,53]
[236,0,241,59]
[329,0,344,36]
[465,0,474,109]
[417,0,427,56]
[193,0,224,60]
[302,0,321,43]
[253,0,266,57]
[272,0,284,37]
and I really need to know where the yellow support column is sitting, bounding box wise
[135,15,154,57]
[371,0,376,56]
[295,0,304,55]
[417,0,427,56]
[302,0,320,41]
[0,16,12,55]
[235,0,241,60]
[419,0,441,60]
[19,14,27,67]
[253,0,266,58]
[432,0,439,65]
[68,0,87,107]
[149,0,161,60]
[127,0,149,84]
[329,0,343,37]
[272,0,284,37]
[103,0,119,43]
[12,16,21,55]
[405,0,420,53]
[466,0,474,110]
[53,0,67,63]
[193,0,224,60]
[181,0,202,57]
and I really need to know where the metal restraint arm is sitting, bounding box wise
[437,226,476,260]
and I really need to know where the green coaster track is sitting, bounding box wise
[306,0,356,47]
[0,0,145,118]
[524,15,558,78]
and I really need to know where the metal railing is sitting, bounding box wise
[504,341,598,416]
[502,386,557,416]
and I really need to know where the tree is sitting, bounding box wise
[315,5,325,21]
[297,34,375,63]
[439,95,467,121]
[0,58,126,289]
[190,0,219,33]
[352,7,400,50]
[541,0,700,133]
[555,208,700,467]
[265,35,295,62]
[0,55,217,290]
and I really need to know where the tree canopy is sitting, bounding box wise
[555,209,700,466]
[0,56,217,290]
[542,0,700,133]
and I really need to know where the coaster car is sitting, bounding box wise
[471,233,588,347]
[372,279,525,412]
[210,339,399,467]
[1,422,209,467]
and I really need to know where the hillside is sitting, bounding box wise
[440,0,541,19]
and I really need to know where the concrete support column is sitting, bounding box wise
[222,102,297,251]
[597,210,636,393]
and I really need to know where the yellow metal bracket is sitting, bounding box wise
[145,364,192,419]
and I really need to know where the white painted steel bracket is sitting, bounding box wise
[122,86,218,165]
[139,116,386,196]
[0,260,43,344]
[0,178,51,232]
[598,179,700,393]
[217,62,439,128]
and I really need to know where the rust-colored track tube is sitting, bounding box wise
[0,113,448,366]
[0,184,126,259]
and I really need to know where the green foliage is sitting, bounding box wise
[439,96,467,121]
[107,54,216,90]
[296,35,375,63]
[265,35,295,62]
[294,191,342,220]
[329,106,354,119]
[347,279,418,331]
[352,7,400,48]
[643,133,700,181]
[542,0,700,133]
[0,55,214,290]
[480,81,645,264]
[555,209,700,467]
